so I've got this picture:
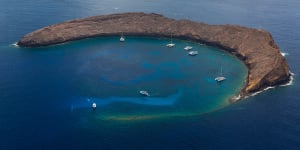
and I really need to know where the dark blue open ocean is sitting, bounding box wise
[0,0,299,150]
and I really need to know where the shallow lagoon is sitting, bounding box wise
[29,36,248,121]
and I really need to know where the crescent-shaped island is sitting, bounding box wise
[17,12,291,100]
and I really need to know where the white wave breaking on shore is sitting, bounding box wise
[247,86,275,98]
[245,71,295,99]
[281,52,289,57]
[280,72,295,87]
[232,94,241,101]
[10,42,19,47]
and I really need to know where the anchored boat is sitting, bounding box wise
[184,46,193,50]
[188,51,198,56]
[120,32,125,42]
[92,102,97,109]
[215,66,226,82]
[139,90,150,96]
[166,34,175,47]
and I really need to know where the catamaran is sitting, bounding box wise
[166,34,175,47]
[139,90,150,96]
[120,32,125,42]
[188,51,198,56]
[184,46,193,50]
[215,66,226,82]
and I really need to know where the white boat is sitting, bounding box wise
[184,46,193,50]
[166,43,175,47]
[92,102,97,109]
[120,36,125,42]
[215,76,226,82]
[166,34,175,47]
[120,32,125,42]
[139,90,150,96]
[215,67,226,82]
[188,51,198,56]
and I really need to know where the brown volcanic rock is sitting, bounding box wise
[18,12,291,97]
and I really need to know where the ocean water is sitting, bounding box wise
[0,0,299,150]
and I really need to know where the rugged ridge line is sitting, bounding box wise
[18,12,291,98]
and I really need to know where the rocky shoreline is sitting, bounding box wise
[18,12,291,98]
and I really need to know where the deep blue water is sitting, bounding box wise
[0,0,300,150]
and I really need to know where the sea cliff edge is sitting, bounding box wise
[18,12,291,99]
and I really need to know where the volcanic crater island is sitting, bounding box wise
[18,12,291,100]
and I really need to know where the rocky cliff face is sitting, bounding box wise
[18,12,291,98]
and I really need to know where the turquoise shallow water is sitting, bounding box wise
[39,36,247,120]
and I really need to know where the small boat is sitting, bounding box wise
[215,76,226,82]
[120,32,125,42]
[215,66,226,82]
[92,102,97,109]
[184,46,193,50]
[188,51,198,56]
[139,90,150,96]
[166,34,175,47]
[166,43,175,47]
[120,36,125,42]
